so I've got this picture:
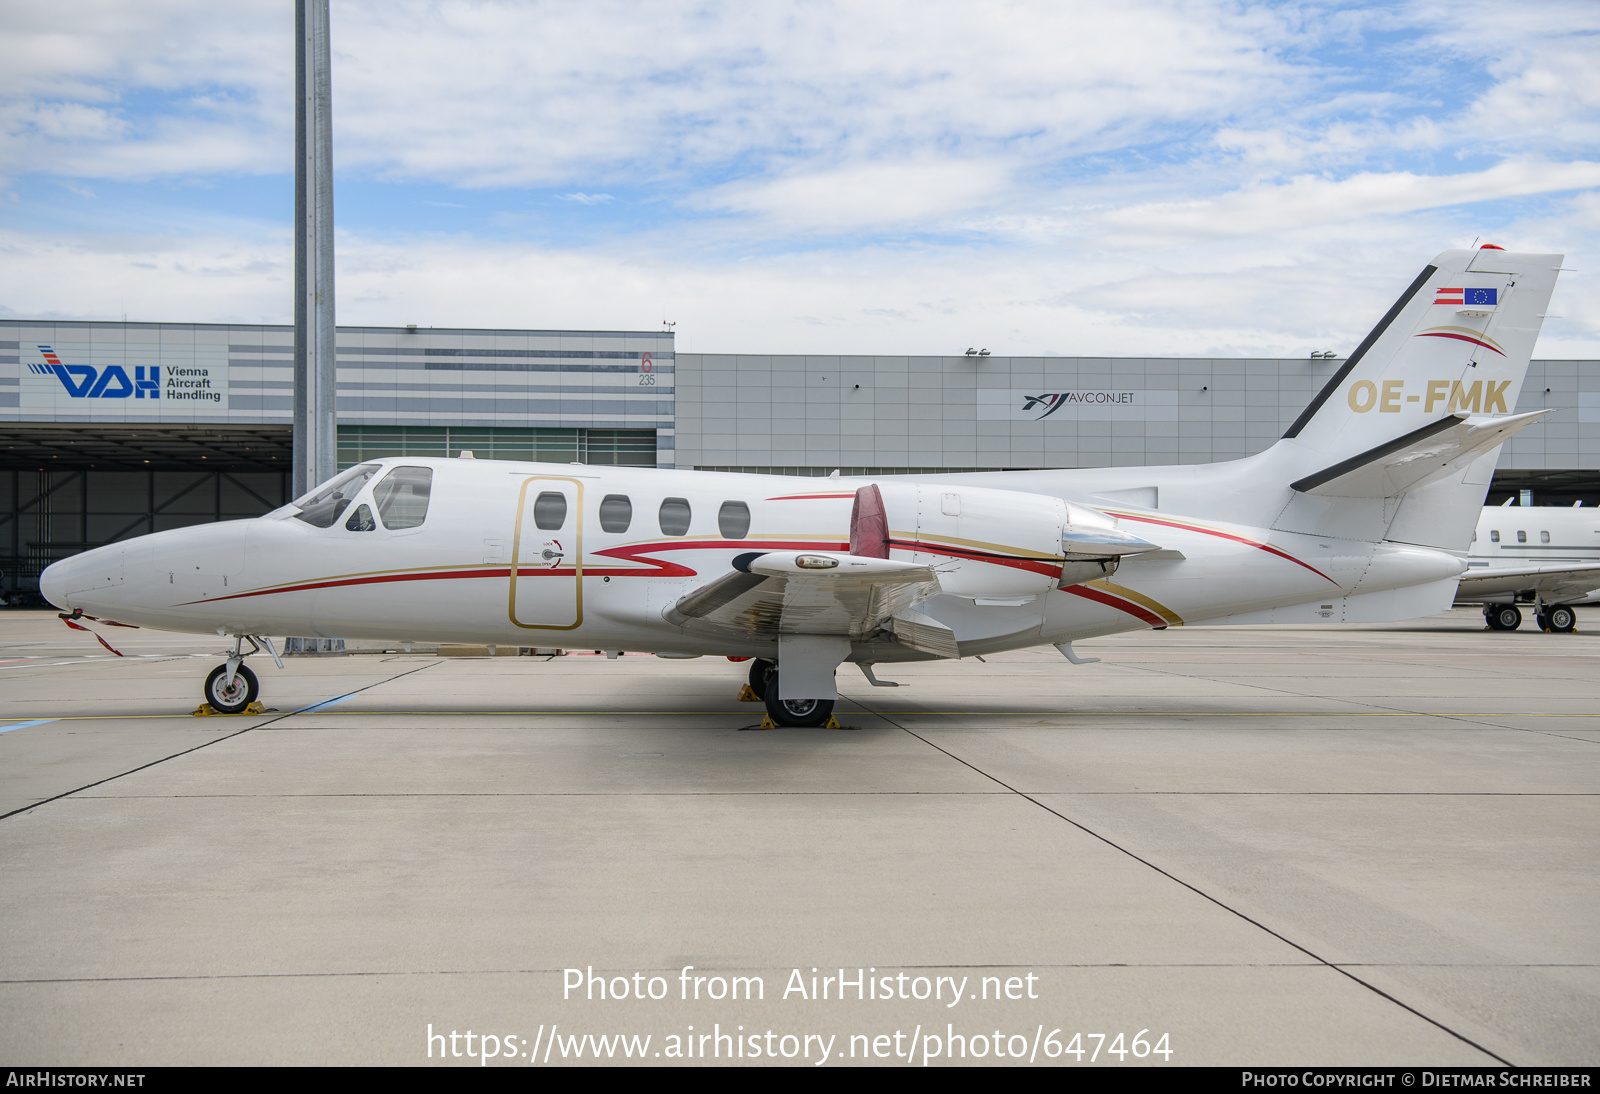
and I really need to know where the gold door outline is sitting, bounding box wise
[509,476,584,630]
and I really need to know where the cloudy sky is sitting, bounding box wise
[1,0,1597,356]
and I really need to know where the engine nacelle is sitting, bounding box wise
[848,482,1157,600]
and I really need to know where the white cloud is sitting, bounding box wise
[1100,160,1600,244]
[699,159,1014,234]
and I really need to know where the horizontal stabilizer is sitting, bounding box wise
[1291,410,1549,498]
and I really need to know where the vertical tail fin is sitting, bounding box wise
[1268,247,1562,550]
[1282,246,1561,462]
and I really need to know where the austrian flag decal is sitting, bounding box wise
[1434,287,1497,307]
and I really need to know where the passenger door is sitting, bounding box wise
[509,476,584,630]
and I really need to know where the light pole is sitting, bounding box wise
[293,0,337,497]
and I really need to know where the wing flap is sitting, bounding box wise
[665,551,941,643]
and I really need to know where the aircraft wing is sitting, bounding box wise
[663,551,944,648]
[1455,562,1600,603]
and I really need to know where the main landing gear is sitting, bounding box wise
[1484,605,1523,631]
[1538,605,1577,634]
[1483,603,1578,633]
[202,635,282,714]
[745,656,836,728]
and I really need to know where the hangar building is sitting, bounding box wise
[2,318,1596,601]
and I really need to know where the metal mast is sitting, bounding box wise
[293,0,337,497]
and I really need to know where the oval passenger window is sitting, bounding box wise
[599,494,632,533]
[534,491,567,531]
[659,497,691,537]
[718,501,751,540]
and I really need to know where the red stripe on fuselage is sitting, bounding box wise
[1112,512,1339,585]
[886,537,1063,578]
[183,538,852,605]
[1062,583,1166,627]
[767,493,857,500]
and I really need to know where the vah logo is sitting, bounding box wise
[29,346,159,398]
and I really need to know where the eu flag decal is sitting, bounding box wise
[1436,287,1497,306]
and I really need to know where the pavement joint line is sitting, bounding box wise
[61,789,1600,800]
[0,661,442,824]
[13,709,1600,721]
[850,694,1517,1067]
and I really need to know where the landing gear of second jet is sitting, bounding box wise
[1485,605,1523,631]
[202,634,282,714]
[1538,605,1577,633]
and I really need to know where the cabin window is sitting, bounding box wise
[1470,531,1477,543]
[293,463,380,528]
[344,504,376,532]
[659,497,692,536]
[1517,530,1527,543]
[718,501,751,540]
[1490,531,1500,543]
[533,491,567,530]
[374,466,434,530]
[1541,530,1551,543]
[599,494,632,533]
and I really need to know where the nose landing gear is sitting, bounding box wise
[199,635,282,715]
[204,662,260,713]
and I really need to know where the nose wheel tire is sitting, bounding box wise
[760,671,835,727]
[748,658,777,701]
[204,663,259,714]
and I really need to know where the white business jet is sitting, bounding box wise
[41,246,1562,726]
[1457,501,1600,631]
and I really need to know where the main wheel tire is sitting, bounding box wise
[1548,605,1577,633]
[748,658,777,701]
[761,673,835,728]
[1484,608,1505,631]
[1493,606,1523,631]
[204,663,259,714]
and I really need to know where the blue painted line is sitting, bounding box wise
[0,719,59,734]
[297,694,357,714]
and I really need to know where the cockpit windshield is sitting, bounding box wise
[291,463,381,528]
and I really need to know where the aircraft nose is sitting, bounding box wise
[39,557,73,610]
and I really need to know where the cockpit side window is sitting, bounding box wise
[344,504,377,532]
[293,463,381,528]
[374,466,434,530]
